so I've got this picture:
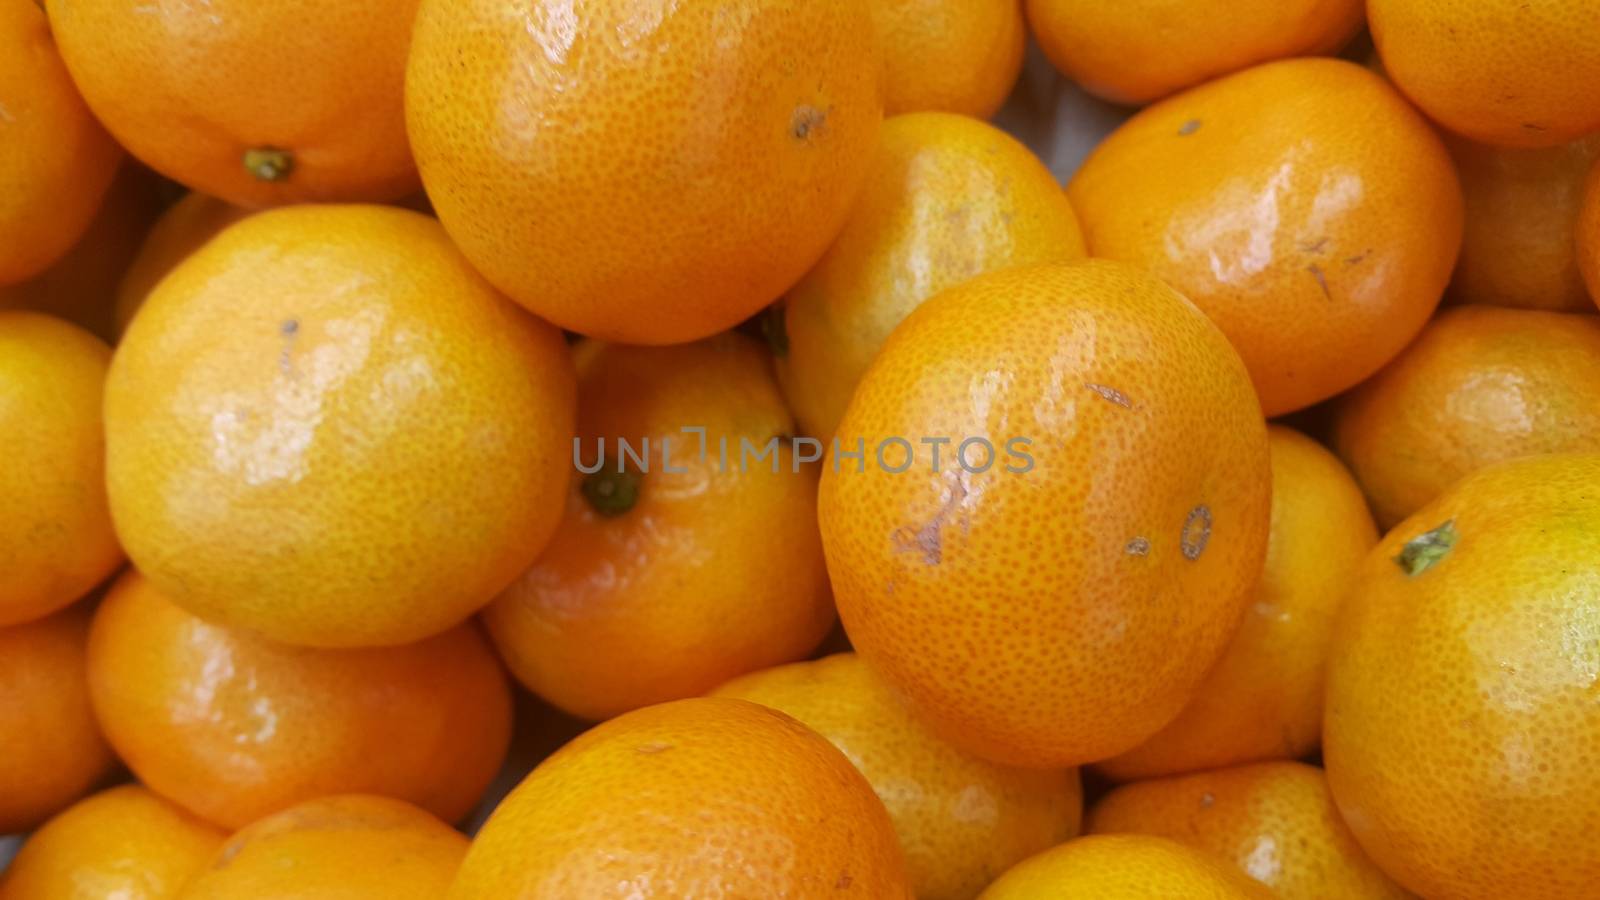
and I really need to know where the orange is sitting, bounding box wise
[104,204,576,648]
[977,834,1271,899]
[484,334,834,721]
[1100,427,1377,779]
[1324,454,1600,899]
[1450,134,1600,312]
[870,0,1024,118]
[0,786,224,900]
[0,606,114,835]
[1332,304,1600,529]
[0,0,122,286]
[406,0,882,344]
[1088,762,1409,899]
[85,570,512,831]
[0,312,121,626]
[178,795,467,900]
[1068,58,1463,416]
[45,0,420,207]
[449,697,912,898]
[1025,0,1364,105]
[778,112,1087,441]
[114,192,252,334]
[1368,0,1600,147]
[819,260,1271,769]
[1581,158,1600,310]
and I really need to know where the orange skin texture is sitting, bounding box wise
[1101,427,1377,780]
[1088,762,1410,899]
[1450,134,1600,312]
[104,205,577,649]
[1324,455,1600,899]
[1025,0,1363,105]
[819,260,1271,769]
[1332,304,1600,529]
[484,334,835,721]
[978,834,1272,899]
[114,192,252,334]
[449,697,913,899]
[44,0,421,207]
[1580,159,1600,311]
[714,653,1084,900]
[0,606,114,835]
[870,0,1024,118]
[406,0,882,344]
[779,112,1087,441]
[0,312,121,626]
[1369,0,1600,147]
[85,571,513,831]
[0,786,224,900]
[0,0,122,286]
[1068,58,1464,417]
[178,795,467,900]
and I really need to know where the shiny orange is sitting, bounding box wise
[1369,0,1600,147]
[978,835,1271,899]
[779,112,1086,441]
[819,260,1271,769]
[0,786,225,900]
[1101,427,1377,780]
[1068,57,1463,416]
[45,0,420,207]
[1580,158,1600,310]
[406,1,882,343]
[871,0,1024,118]
[114,192,251,333]
[1088,762,1409,899]
[449,697,913,898]
[1332,304,1600,528]
[714,653,1083,900]
[85,570,512,830]
[104,205,576,648]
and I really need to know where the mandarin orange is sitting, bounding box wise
[871,0,1025,118]
[978,834,1271,899]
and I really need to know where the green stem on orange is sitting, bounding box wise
[582,468,641,518]
[243,148,294,182]
[1395,519,1458,576]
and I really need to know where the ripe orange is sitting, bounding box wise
[819,260,1271,768]
[778,112,1086,441]
[86,570,512,831]
[714,653,1083,900]
[870,0,1024,118]
[0,606,114,835]
[114,192,251,333]
[1332,304,1600,529]
[978,834,1271,899]
[1324,454,1600,898]
[406,0,882,344]
[1088,762,1409,899]
[449,697,913,898]
[0,0,122,286]
[1025,0,1364,105]
[45,0,421,207]
[1068,58,1463,416]
[104,204,576,648]
[0,311,121,627]
[483,334,835,721]
[1101,427,1377,780]
[179,795,467,900]
[1580,158,1600,310]
[0,785,224,900]
[1368,0,1600,147]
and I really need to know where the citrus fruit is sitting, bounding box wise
[870,0,1024,118]
[1100,426,1377,780]
[1324,454,1600,898]
[1580,158,1600,310]
[114,192,251,333]
[819,259,1271,768]
[1088,762,1410,899]
[1332,304,1600,529]
[1068,57,1463,416]
[714,653,1083,900]
[406,0,882,344]
[449,697,913,899]
[1025,0,1364,105]
[978,834,1271,899]
[779,111,1087,441]
[104,204,576,648]
[0,311,121,627]
[45,0,421,206]
[0,785,224,900]
[85,570,513,830]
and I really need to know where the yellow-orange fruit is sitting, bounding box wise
[978,835,1272,899]
[1580,159,1600,310]
[114,192,252,333]
[871,0,1025,118]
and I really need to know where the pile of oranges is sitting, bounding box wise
[3,0,1599,897]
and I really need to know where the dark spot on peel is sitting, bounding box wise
[1344,250,1371,267]
[1085,382,1133,408]
[1125,537,1151,557]
[792,105,828,141]
[1300,237,1329,253]
[1178,119,1201,136]
[280,319,299,337]
[1180,505,1212,561]
[893,473,969,566]
[1307,264,1331,300]
[835,872,853,889]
